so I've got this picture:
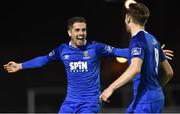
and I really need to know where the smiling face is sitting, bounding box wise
[68,22,87,48]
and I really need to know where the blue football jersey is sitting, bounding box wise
[22,40,128,102]
[128,31,166,104]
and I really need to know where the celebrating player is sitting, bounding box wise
[3,17,129,113]
[100,1,174,113]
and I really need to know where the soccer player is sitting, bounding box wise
[100,1,174,113]
[3,17,129,113]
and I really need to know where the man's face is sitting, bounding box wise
[68,22,87,47]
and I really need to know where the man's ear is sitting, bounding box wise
[127,15,131,24]
[125,14,131,24]
[68,30,71,37]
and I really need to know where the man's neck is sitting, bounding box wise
[130,24,145,37]
[69,40,87,48]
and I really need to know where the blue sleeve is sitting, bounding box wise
[95,42,128,58]
[22,47,61,69]
[22,56,49,69]
[47,47,60,61]
[129,36,144,60]
[114,48,129,58]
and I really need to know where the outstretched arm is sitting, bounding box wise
[114,48,129,59]
[3,56,49,73]
[100,57,142,102]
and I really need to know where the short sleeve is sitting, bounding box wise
[129,36,144,60]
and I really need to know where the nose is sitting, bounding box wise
[79,30,84,35]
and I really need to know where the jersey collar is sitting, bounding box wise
[133,30,147,37]
[69,40,87,47]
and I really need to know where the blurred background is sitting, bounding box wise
[0,0,179,113]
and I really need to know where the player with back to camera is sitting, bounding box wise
[100,0,174,113]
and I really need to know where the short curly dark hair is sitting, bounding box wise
[67,17,86,30]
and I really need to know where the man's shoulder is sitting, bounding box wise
[53,42,69,53]
[87,40,102,45]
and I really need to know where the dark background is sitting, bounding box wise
[0,0,179,113]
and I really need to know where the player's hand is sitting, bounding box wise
[3,61,22,73]
[99,87,113,103]
[161,44,174,60]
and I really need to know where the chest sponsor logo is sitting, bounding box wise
[69,61,88,72]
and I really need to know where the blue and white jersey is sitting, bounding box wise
[22,40,128,102]
[129,31,166,104]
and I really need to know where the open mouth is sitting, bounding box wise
[76,36,85,40]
